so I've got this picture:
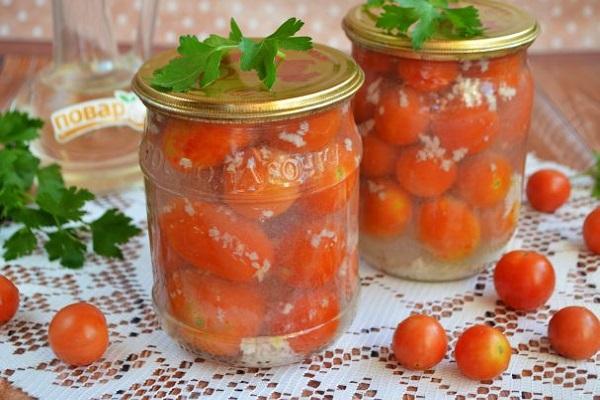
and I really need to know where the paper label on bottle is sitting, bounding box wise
[50,90,146,144]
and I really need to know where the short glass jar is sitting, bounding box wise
[133,45,364,366]
[343,0,539,281]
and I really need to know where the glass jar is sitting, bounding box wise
[343,1,539,281]
[133,45,364,366]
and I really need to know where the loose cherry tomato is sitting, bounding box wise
[418,196,481,261]
[275,219,346,288]
[431,103,499,155]
[457,153,513,208]
[300,138,359,215]
[395,146,458,198]
[462,53,524,87]
[396,59,459,92]
[392,314,448,370]
[360,179,412,237]
[160,199,274,283]
[48,302,109,366]
[168,269,266,358]
[361,133,398,178]
[493,250,555,311]
[496,67,534,147]
[223,146,301,221]
[548,306,600,360]
[0,275,19,325]
[526,169,571,213]
[455,325,512,380]
[374,85,430,146]
[163,119,254,172]
[584,207,600,254]
[352,46,395,75]
[268,288,340,354]
[271,108,342,153]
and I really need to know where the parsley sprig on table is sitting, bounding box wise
[365,0,484,49]
[0,111,141,268]
[585,152,600,199]
[151,17,313,91]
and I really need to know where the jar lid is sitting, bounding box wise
[132,43,364,121]
[343,0,539,59]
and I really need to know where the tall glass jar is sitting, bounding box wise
[343,0,539,281]
[133,45,364,366]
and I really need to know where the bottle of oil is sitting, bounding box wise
[14,0,157,193]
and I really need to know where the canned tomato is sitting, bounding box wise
[343,0,539,281]
[132,45,363,366]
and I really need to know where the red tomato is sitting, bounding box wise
[496,67,534,147]
[352,46,395,75]
[268,288,340,354]
[361,133,398,178]
[374,85,430,146]
[397,59,459,92]
[455,325,512,380]
[431,103,499,155]
[457,153,513,208]
[0,275,19,325]
[493,250,556,311]
[222,146,301,221]
[548,306,600,360]
[48,302,109,366]
[168,269,266,358]
[463,53,524,87]
[584,207,600,254]
[360,178,412,237]
[162,119,254,172]
[526,169,571,213]
[275,219,346,288]
[160,199,274,283]
[395,146,458,198]
[479,201,520,244]
[352,75,381,124]
[392,314,448,370]
[271,108,342,153]
[418,196,481,261]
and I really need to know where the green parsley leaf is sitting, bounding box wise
[90,209,141,258]
[36,186,95,222]
[151,17,312,92]
[585,152,600,199]
[45,229,87,269]
[36,164,65,198]
[371,0,484,49]
[12,208,56,228]
[0,111,43,146]
[3,227,37,260]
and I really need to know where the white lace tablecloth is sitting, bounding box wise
[1,155,599,400]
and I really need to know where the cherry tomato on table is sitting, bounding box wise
[493,250,556,311]
[455,324,512,380]
[48,302,109,366]
[583,207,600,254]
[0,275,19,325]
[392,314,448,371]
[418,196,481,261]
[548,306,600,360]
[374,85,430,146]
[360,178,412,238]
[526,169,571,213]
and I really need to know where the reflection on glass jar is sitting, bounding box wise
[344,1,539,281]
[134,44,363,366]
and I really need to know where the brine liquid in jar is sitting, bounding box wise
[134,44,364,366]
[344,1,539,280]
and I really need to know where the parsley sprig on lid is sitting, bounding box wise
[0,111,141,268]
[151,17,313,91]
[365,0,484,49]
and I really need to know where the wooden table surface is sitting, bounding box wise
[0,42,598,400]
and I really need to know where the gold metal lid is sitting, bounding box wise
[343,0,539,59]
[132,43,364,121]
